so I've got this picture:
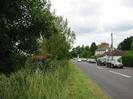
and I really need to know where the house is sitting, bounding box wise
[103,50,127,61]
[95,42,110,56]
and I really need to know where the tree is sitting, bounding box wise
[70,45,93,58]
[84,46,92,58]
[48,33,70,60]
[70,46,82,58]
[90,42,97,56]
[131,41,133,50]
[0,0,75,73]
[118,36,133,50]
[38,16,75,60]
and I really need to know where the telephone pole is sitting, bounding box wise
[111,33,113,60]
[111,33,113,49]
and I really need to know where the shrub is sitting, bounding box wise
[0,60,70,99]
[0,70,29,99]
[122,51,133,67]
[11,53,28,70]
[0,52,27,74]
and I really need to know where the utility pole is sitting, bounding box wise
[111,33,113,60]
[111,33,113,49]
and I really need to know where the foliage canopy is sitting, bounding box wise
[0,0,75,73]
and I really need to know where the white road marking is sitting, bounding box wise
[96,66,105,70]
[109,70,131,78]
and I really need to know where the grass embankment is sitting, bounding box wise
[67,63,109,99]
[0,61,109,99]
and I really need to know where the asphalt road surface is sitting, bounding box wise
[73,60,133,99]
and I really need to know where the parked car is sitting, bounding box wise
[106,59,112,67]
[77,58,82,62]
[81,58,87,62]
[97,58,106,66]
[89,59,96,63]
[110,60,123,68]
[87,58,91,62]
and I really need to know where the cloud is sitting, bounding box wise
[50,0,133,47]
[74,31,133,48]
[104,21,133,32]
[72,26,96,34]
[121,0,133,7]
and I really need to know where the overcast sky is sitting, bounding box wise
[50,0,133,48]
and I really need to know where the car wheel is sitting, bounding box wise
[120,66,123,69]
[111,64,114,68]
[107,64,109,67]
[113,65,115,68]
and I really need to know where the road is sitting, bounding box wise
[73,60,133,99]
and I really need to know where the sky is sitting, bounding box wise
[50,0,133,48]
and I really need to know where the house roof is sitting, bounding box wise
[96,48,107,51]
[103,50,127,56]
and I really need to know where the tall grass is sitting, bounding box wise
[0,60,69,99]
[0,60,109,99]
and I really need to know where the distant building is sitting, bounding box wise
[103,50,126,56]
[95,42,109,56]
[103,49,127,60]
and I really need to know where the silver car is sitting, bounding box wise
[110,60,123,68]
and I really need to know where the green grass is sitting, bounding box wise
[66,62,109,99]
[0,61,109,99]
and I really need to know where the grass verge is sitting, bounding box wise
[0,61,109,99]
[67,62,109,99]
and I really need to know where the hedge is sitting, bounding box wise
[122,51,133,67]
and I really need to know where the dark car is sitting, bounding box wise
[97,58,106,66]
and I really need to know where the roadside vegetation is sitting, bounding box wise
[118,36,133,67]
[118,36,133,50]
[70,42,97,58]
[67,63,109,99]
[122,51,133,67]
[0,0,75,74]
[0,62,109,99]
[0,0,109,99]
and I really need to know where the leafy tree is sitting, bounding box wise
[90,42,97,56]
[70,48,77,58]
[38,16,75,60]
[131,41,133,50]
[80,50,92,58]
[118,36,133,50]
[48,33,70,60]
[122,51,133,67]
[80,46,91,58]
[0,0,75,73]
[85,46,90,51]
[70,46,82,58]
[70,45,93,58]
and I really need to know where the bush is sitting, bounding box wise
[11,53,28,70]
[122,51,133,67]
[0,70,29,99]
[25,58,69,73]
[0,52,27,74]
[0,62,109,99]
[0,60,70,99]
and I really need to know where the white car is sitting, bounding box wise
[81,58,87,61]
[77,58,82,62]
[88,59,96,63]
[87,59,91,62]
[110,60,123,68]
